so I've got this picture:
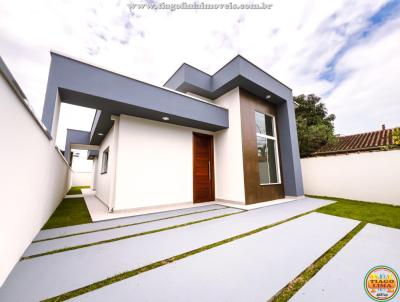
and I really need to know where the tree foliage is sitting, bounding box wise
[294,94,336,157]
[393,128,400,145]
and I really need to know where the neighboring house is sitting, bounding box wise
[301,126,400,205]
[42,52,304,211]
[313,125,399,156]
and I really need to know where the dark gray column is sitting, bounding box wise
[276,95,304,196]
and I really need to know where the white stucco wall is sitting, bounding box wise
[114,115,194,210]
[0,72,70,286]
[301,150,400,205]
[93,88,246,210]
[213,88,246,203]
[95,124,116,208]
[71,171,93,187]
[92,158,98,189]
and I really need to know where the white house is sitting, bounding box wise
[43,52,304,212]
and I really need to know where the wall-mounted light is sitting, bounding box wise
[266,95,271,99]
[97,133,104,136]
[162,116,170,121]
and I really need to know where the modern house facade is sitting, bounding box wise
[43,52,304,211]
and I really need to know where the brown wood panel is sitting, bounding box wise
[239,88,284,204]
[193,132,215,203]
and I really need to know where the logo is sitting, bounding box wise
[364,266,399,301]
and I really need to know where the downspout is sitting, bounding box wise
[108,115,120,212]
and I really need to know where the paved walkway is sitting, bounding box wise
[0,198,332,301]
[290,224,400,302]
[82,189,229,221]
[35,204,225,241]
[71,213,359,302]
[24,207,241,257]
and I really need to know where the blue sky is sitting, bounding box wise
[320,0,400,84]
[0,0,399,148]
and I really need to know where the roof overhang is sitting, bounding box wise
[64,129,91,164]
[42,52,229,144]
[70,144,99,151]
[164,55,293,104]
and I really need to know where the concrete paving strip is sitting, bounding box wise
[71,213,359,302]
[0,198,333,301]
[289,223,400,302]
[34,204,226,241]
[24,207,242,257]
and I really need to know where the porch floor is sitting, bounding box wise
[82,188,301,222]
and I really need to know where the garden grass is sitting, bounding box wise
[66,186,90,195]
[42,197,92,230]
[311,195,400,229]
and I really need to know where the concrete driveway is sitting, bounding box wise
[2,197,392,302]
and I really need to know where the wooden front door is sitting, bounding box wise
[193,133,214,203]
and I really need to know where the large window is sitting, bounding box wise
[255,111,280,184]
[101,147,109,174]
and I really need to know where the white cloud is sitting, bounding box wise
[0,0,398,148]
[325,16,400,134]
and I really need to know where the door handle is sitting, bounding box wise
[208,161,211,181]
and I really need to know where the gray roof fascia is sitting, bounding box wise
[164,55,292,102]
[89,110,102,143]
[42,52,229,137]
[87,150,99,159]
[64,129,91,164]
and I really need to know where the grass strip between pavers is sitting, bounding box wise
[42,210,316,302]
[23,210,245,260]
[269,221,367,302]
[34,207,230,243]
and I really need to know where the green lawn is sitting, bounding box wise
[66,186,90,195]
[312,195,400,229]
[42,197,92,230]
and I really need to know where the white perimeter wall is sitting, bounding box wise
[95,125,115,208]
[71,171,93,187]
[213,88,245,203]
[0,72,70,286]
[301,150,400,205]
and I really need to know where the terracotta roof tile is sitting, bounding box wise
[314,127,400,156]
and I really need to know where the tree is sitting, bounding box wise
[393,128,400,145]
[294,94,336,158]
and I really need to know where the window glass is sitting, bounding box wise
[255,111,279,184]
[257,136,269,184]
[255,111,274,136]
[101,148,109,174]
